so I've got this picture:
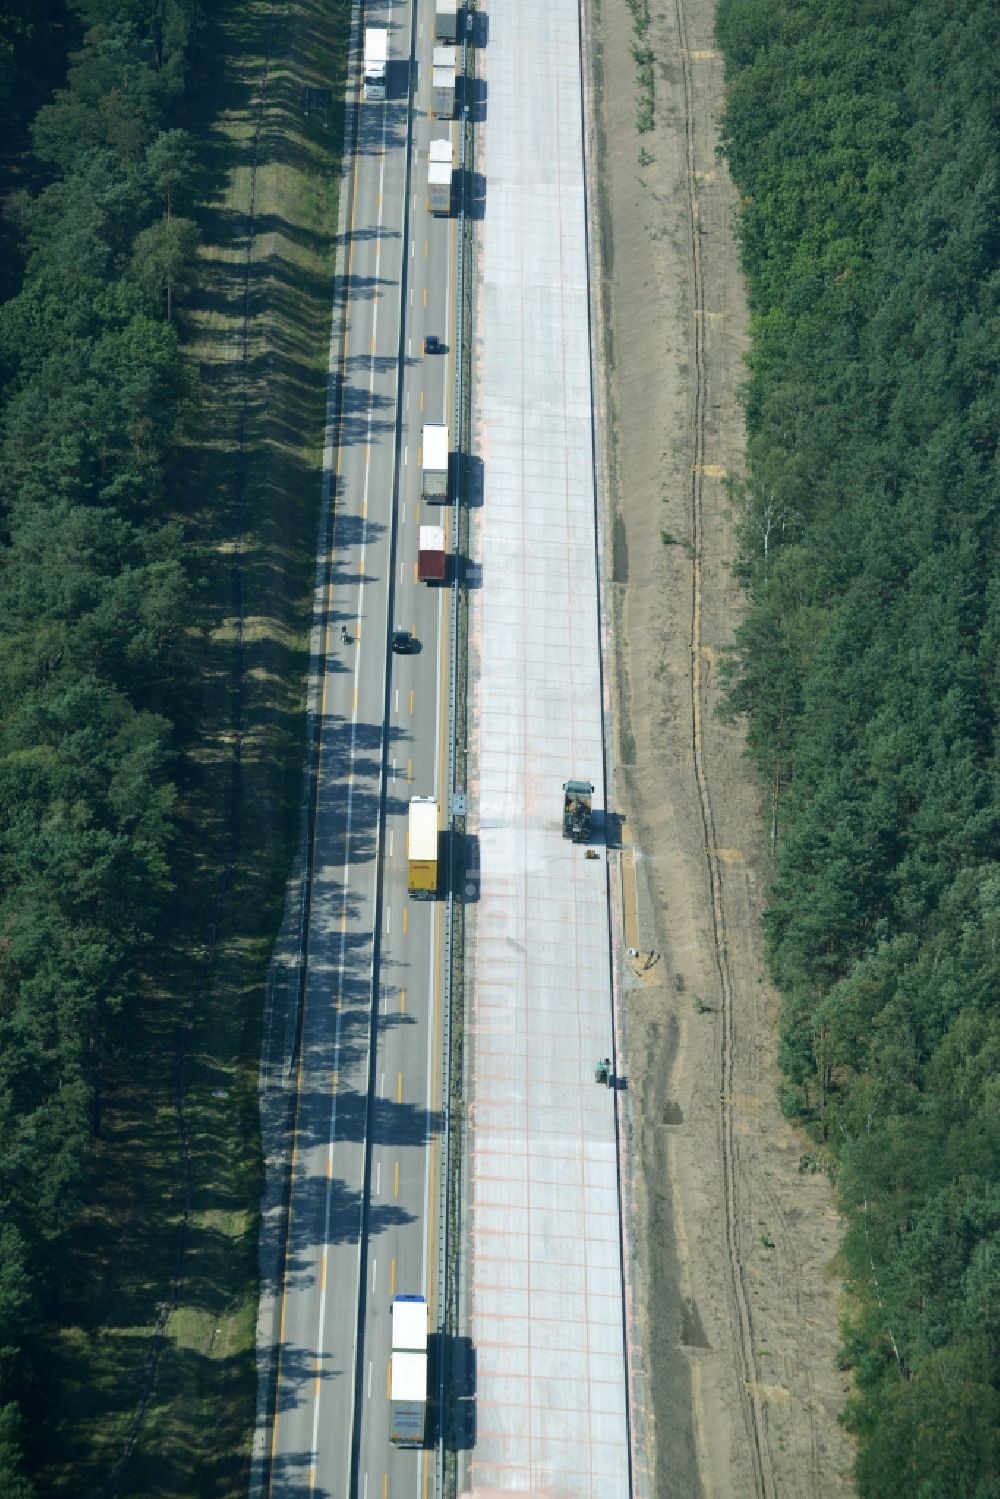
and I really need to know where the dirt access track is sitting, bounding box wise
[587,0,857,1493]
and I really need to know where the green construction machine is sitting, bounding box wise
[562,780,595,843]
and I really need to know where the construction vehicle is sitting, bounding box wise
[363,27,387,100]
[562,780,594,842]
[421,423,448,500]
[435,0,459,42]
[428,136,453,215]
[407,798,439,896]
[431,45,456,117]
[389,1295,428,1446]
[417,525,446,583]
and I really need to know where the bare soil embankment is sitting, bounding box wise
[590,0,857,1493]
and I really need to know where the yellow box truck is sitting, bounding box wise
[407,797,439,896]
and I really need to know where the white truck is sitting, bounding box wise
[435,0,459,43]
[428,136,453,215]
[390,1295,429,1447]
[431,45,456,118]
[363,27,387,100]
[421,423,449,501]
[407,796,439,893]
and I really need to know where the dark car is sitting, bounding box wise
[392,629,416,654]
[424,334,443,355]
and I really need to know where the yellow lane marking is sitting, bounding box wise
[370,335,376,354]
[407,757,413,782]
[408,689,415,715]
[413,561,419,586]
[400,989,406,1014]
[424,238,428,257]
[419,389,425,412]
[394,1160,399,1199]
[423,286,427,306]
[353,687,359,712]
[402,907,409,936]
[397,1072,403,1104]
[415,503,421,525]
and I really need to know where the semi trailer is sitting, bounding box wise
[417,525,446,583]
[407,798,439,895]
[363,27,387,100]
[428,136,453,215]
[434,0,459,42]
[421,423,449,500]
[431,45,456,117]
[389,1295,428,1447]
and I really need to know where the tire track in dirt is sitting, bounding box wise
[672,2,771,1493]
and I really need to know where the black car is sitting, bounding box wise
[424,334,443,355]
[392,629,416,654]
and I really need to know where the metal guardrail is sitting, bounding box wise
[436,12,475,1497]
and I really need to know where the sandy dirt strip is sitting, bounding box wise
[588,0,857,1492]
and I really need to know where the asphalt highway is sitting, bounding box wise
[267,5,458,1495]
